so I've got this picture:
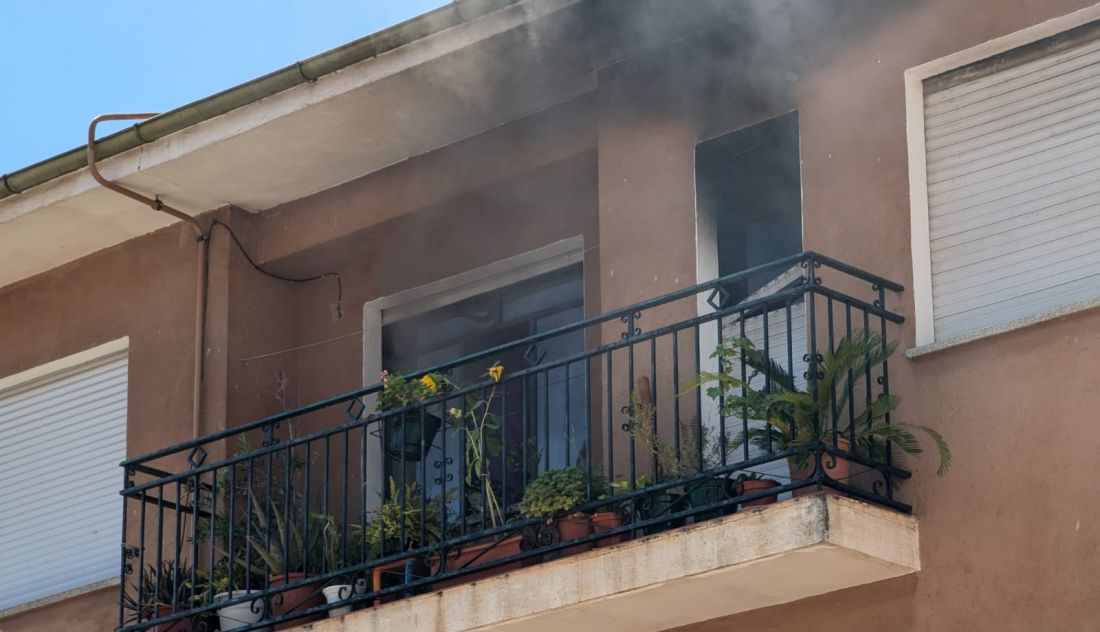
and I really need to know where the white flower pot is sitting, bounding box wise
[214,591,271,632]
[322,585,354,618]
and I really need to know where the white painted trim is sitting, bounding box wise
[0,337,129,397]
[904,3,1100,346]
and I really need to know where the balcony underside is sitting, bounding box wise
[304,494,919,632]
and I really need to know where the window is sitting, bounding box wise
[361,238,586,508]
[696,110,803,306]
[908,13,1100,347]
[0,340,128,610]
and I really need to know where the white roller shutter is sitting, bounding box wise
[924,31,1100,341]
[0,351,128,610]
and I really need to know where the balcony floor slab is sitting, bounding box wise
[298,494,919,632]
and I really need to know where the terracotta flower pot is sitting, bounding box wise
[268,573,324,630]
[737,479,780,508]
[151,603,190,632]
[428,534,525,589]
[590,512,628,547]
[556,515,594,556]
[790,437,852,497]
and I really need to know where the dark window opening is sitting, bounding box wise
[696,111,803,304]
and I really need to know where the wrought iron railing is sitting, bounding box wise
[116,252,908,631]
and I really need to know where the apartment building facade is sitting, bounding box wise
[1,1,1099,630]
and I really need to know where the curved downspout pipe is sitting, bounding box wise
[88,114,209,440]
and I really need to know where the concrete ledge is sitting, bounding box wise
[300,494,919,632]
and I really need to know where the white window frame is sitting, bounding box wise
[359,236,585,507]
[906,4,1100,353]
[0,337,129,617]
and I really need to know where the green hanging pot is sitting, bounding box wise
[383,412,442,462]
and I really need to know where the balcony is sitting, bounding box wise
[117,252,925,632]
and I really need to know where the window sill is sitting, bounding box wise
[906,296,1100,359]
[0,577,118,621]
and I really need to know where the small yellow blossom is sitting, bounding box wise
[448,407,463,420]
[488,364,504,383]
[419,374,438,393]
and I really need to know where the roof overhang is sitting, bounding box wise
[0,0,596,288]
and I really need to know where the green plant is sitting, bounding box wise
[195,437,326,578]
[519,467,589,522]
[121,561,194,622]
[445,363,506,528]
[734,471,769,483]
[694,331,951,476]
[186,557,260,607]
[367,477,444,550]
[623,400,720,480]
[243,497,328,577]
[376,370,448,412]
[609,473,652,493]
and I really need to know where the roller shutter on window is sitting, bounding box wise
[0,352,128,610]
[923,30,1100,341]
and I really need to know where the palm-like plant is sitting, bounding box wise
[694,331,950,477]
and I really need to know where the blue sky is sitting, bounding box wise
[0,1,449,174]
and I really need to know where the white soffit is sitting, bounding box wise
[0,0,591,289]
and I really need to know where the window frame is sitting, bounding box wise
[905,5,1100,352]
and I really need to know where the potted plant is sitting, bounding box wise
[244,501,329,629]
[519,467,594,556]
[197,438,327,630]
[429,363,525,586]
[191,559,270,632]
[121,561,200,632]
[356,478,442,603]
[589,505,628,548]
[376,370,448,461]
[319,512,378,619]
[697,332,952,495]
[623,396,730,526]
[733,471,780,508]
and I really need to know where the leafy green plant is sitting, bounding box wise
[519,467,589,522]
[694,331,951,476]
[121,561,194,622]
[186,557,261,607]
[376,370,448,412]
[609,473,652,493]
[368,477,444,550]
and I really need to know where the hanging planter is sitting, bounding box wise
[382,412,443,461]
[376,371,448,462]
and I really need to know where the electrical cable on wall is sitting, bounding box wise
[209,219,343,320]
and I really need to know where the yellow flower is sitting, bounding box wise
[488,364,503,383]
[448,407,463,420]
[419,374,438,393]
